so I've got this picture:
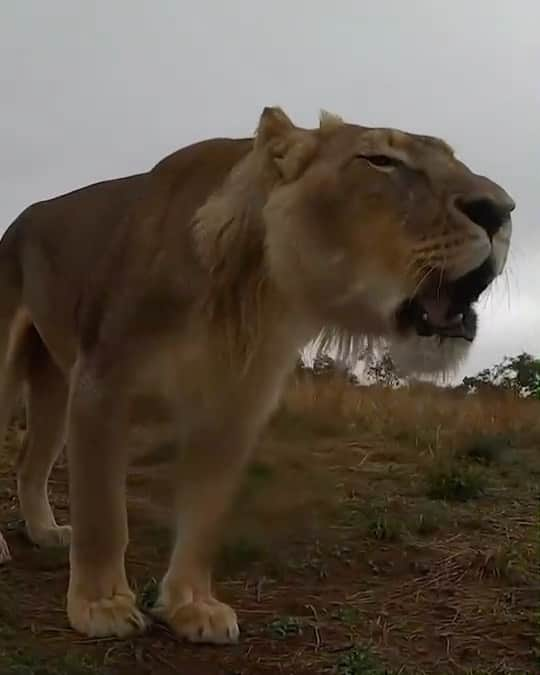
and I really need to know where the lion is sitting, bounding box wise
[0,107,514,644]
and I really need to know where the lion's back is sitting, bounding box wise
[0,136,255,366]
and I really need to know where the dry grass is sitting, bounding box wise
[274,370,540,455]
[1,369,539,674]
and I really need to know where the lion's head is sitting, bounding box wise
[248,107,514,375]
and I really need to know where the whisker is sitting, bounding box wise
[436,266,445,302]
[410,263,435,298]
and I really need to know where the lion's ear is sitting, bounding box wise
[319,109,344,130]
[256,107,296,146]
[256,107,316,182]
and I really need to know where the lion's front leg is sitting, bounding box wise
[66,359,146,638]
[154,429,251,644]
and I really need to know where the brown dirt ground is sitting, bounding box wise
[0,391,539,675]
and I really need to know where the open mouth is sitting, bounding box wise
[395,257,495,342]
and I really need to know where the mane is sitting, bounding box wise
[313,326,379,368]
[191,152,379,375]
[191,153,282,372]
[310,326,471,385]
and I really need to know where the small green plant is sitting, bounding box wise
[414,504,448,536]
[339,496,402,539]
[139,576,159,610]
[336,645,393,675]
[366,514,402,542]
[426,463,487,502]
[269,615,304,639]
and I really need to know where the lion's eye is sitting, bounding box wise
[357,154,401,169]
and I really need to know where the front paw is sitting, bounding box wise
[68,589,147,638]
[154,597,239,644]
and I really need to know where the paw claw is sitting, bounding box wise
[154,598,239,645]
[68,592,147,638]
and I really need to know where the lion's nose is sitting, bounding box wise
[453,194,515,239]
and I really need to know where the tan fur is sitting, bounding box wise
[0,107,513,639]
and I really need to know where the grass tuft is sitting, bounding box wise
[366,513,403,542]
[413,503,449,536]
[479,543,533,583]
[426,463,487,502]
[269,616,304,639]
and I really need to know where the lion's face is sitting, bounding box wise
[258,108,514,372]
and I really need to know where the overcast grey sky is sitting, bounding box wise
[1,1,538,379]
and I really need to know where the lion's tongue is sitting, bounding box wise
[422,294,475,340]
[422,294,454,327]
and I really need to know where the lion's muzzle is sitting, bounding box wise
[450,182,514,277]
[398,181,514,342]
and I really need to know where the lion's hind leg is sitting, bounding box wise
[0,308,33,561]
[17,330,71,548]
